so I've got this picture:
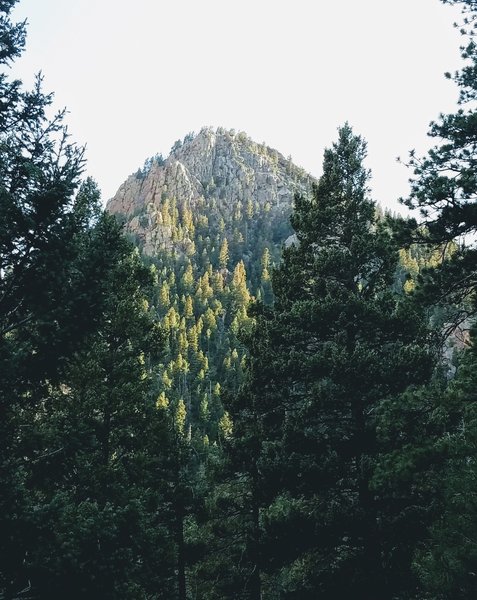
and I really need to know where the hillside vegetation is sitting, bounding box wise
[2,1,477,599]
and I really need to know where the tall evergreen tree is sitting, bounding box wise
[20,225,176,599]
[226,125,434,599]
[411,339,477,599]
[0,3,93,594]
[401,0,477,311]
[0,4,178,597]
[400,2,477,595]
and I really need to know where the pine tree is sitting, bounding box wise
[397,4,477,595]
[0,3,89,594]
[23,228,177,599]
[0,5,178,597]
[400,0,477,310]
[410,338,477,599]
[219,238,229,269]
[227,125,434,599]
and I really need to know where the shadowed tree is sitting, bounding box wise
[225,125,434,600]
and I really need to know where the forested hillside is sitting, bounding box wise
[106,128,313,445]
[3,0,477,599]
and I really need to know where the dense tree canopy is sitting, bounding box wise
[218,125,435,600]
[397,2,477,597]
[2,0,477,598]
[0,3,176,598]
[401,0,477,312]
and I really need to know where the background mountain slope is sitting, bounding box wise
[106,127,314,442]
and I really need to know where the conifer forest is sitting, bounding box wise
[3,0,477,598]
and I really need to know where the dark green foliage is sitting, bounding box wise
[397,3,477,596]
[412,342,477,599]
[185,446,257,600]
[401,0,477,312]
[1,192,178,597]
[0,4,178,597]
[0,3,93,593]
[3,0,477,597]
[222,125,435,599]
[18,234,176,599]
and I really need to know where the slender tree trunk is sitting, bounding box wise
[176,504,187,600]
[352,400,386,600]
[102,403,111,467]
[249,494,262,600]
[248,457,262,600]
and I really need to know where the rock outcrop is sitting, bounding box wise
[106,127,314,256]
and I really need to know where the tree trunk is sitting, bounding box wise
[352,400,386,600]
[248,459,262,600]
[176,506,187,600]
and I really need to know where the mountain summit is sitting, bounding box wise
[106,127,313,257]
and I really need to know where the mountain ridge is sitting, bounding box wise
[106,126,314,257]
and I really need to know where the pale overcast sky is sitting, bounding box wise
[11,0,463,212]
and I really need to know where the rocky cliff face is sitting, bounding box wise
[106,127,314,256]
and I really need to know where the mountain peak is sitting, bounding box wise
[106,127,314,256]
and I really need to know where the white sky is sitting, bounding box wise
[11,0,464,212]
